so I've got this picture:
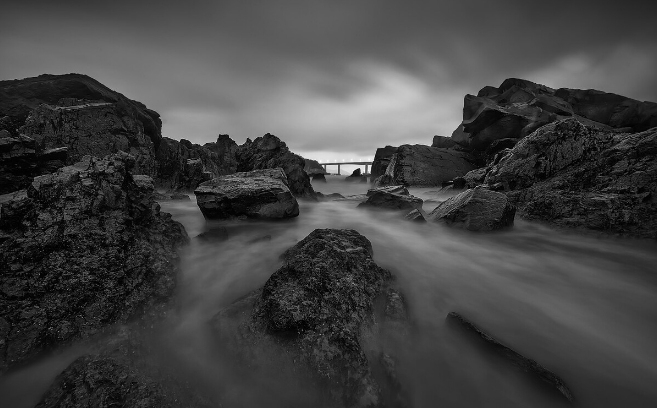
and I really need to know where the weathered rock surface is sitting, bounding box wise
[451,78,657,152]
[236,133,316,199]
[312,173,327,183]
[485,118,657,238]
[0,153,188,371]
[427,187,515,231]
[305,158,326,175]
[446,312,574,402]
[194,168,299,220]
[370,146,398,181]
[345,167,363,182]
[212,229,409,407]
[154,135,238,191]
[359,186,423,212]
[383,145,477,186]
[431,135,457,149]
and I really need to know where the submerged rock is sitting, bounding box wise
[194,168,299,220]
[0,153,188,371]
[212,229,409,407]
[446,312,574,403]
[427,187,515,231]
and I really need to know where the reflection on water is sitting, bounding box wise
[2,175,657,407]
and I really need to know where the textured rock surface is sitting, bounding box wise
[485,118,657,238]
[0,153,188,371]
[370,146,398,181]
[427,187,515,231]
[236,133,316,199]
[383,145,476,186]
[451,78,657,152]
[154,135,238,191]
[304,158,326,175]
[212,229,408,407]
[431,135,457,149]
[358,187,423,211]
[194,168,299,220]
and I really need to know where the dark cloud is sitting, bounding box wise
[2,0,656,160]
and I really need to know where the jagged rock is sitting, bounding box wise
[154,135,238,191]
[370,146,398,181]
[366,185,409,196]
[383,145,477,186]
[211,229,409,407]
[236,133,316,200]
[426,187,515,231]
[485,118,657,238]
[404,209,426,222]
[312,173,327,183]
[452,176,466,190]
[194,168,299,220]
[304,158,326,175]
[452,78,657,152]
[431,135,457,149]
[358,187,423,212]
[0,153,188,371]
[446,312,574,403]
[345,168,362,182]
[463,168,488,189]
[372,174,394,188]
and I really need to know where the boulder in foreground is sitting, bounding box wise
[194,168,299,220]
[427,187,515,231]
[0,152,188,371]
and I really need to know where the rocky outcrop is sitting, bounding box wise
[382,145,477,186]
[451,78,657,152]
[426,187,515,231]
[446,312,574,402]
[304,158,326,175]
[236,133,316,199]
[19,100,158,176]
[485,118,657,238]
[154,135,238,191]
[0,153,188,371]
[212,229,409,407]
[345,167,363,182]
[358,186,423,211]
[312,173,327,183]
[431,135,457,149]
[194,168,299,220]
[370,146,398,181]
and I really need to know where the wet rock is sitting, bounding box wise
[370,146,398,181]
[345,168,363,182]
[0,153,188,371]
[194,168,299,220]
[366,185,409,196]
[426,187,515,231]
[404,209,426,222]
[312,173,327,183]
[485,118,657,238]
[383,145,477,186]
[236,133,316,199]
[358,188,423,212]
[212,229,409,407]
[446,312,574,403]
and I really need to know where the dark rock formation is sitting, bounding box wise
[154,135,238,191]
[345,167,363,182]
[236,133,316,199]
[404,209,426,222]
[316,192,345,201]
[383,145,477,186]
[0,153,188,371]
[451,78,657,152]
[446,312,574,403]
[431,135,457,149]
[212,229,409,407]
[359,186,423,212]
[312,173,327,183]
[370,146,398,181]
[194,168,299,220]
[485,118,657,238]
[463,168,488,189]
[426,186,515,231]
[304,158,326,175]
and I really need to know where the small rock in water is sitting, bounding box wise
[359,187,423,212]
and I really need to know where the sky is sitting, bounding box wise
[2,0,656,163]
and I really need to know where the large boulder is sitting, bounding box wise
[236,133,316,199]
[451,78,657,152]
[194,168,299,220]
[426,187,515,231]
[370,145,398,181]
[485,118,657,238]
[0,153,188,371]
[383,144,477,186]
[358,186,423,211]
[154,135,238,191]
[212,229,409,407]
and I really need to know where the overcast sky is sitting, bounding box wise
[2,1,656,162]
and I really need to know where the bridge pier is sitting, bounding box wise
[337,164,341,175]
[323,164,327,173]
[365,164,369,175]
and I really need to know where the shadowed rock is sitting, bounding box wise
[312,173,327,182]
[383,145,477,186]
[345,167,363,182]
[194,168,299,220]
[370,146,398,182]
[446,312,574,403]
[427,187,515,231]
[0,153,188,371]
[358,187,423,212]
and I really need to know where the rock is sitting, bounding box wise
[304,158,326,175]
[316,192,345,201]
[446,312,574,403]
[463,167,488,189]
[485,118,657,238]
[431,135,457,149]
[154,135,238,191]
[312,173,327,182]
[426,187,515,231]
[194,168,299,220]
[404,209,426,222]
[366,185,409,196]
[345,168,362,182]
[236,133,316,200]
[358,188,423,212]
[370,146,398,181]
[383,145,477,186]
[0,153,188,371]
[372,174,395,188]
[211,229,409,407]
[452,78,657,153]
[452,176,466,190]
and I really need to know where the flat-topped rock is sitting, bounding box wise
[427,187,515,231]
[359,187,422,212]
[194,168,299,220]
